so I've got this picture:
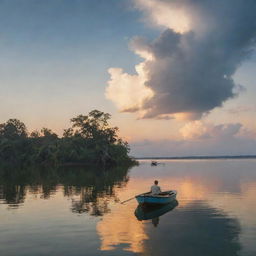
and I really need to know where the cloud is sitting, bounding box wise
[130,121,256,156]
[180,121,242,140]
[134,0,191,33]
[179,121,211,140]
[106,0,256,120]
[105,66,153,114]
[226,105,255,114]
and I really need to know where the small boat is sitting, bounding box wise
[135,200,178,221]
[151,161,158,166]
[135,190,177,205]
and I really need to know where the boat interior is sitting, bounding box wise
[140,191,175,197]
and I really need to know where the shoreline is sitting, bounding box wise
[135,155,256,160]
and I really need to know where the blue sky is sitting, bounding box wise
[0,0,149,126]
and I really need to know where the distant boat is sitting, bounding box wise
[135,200,178,221]
[151,161,158,166]
[135,190,177,205]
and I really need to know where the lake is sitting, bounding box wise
[1,159,256,256]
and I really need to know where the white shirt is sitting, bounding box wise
[151,185,161,195]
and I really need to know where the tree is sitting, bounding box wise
[30,130,40,138]
[0,119,27,139]
[40,128,58,139]
[0,111,135,168]
[70,110,118,143]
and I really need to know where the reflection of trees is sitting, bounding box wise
[70,189,112,216]
[60,166,129,215]
[0,165,130,215]
[0,184,27,208]
[142,201,241,256]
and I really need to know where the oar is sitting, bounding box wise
[120,197,135,204]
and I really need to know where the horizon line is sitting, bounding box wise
[134,155,256,160]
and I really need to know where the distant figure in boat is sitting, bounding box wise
[151,161,158,166]
[151,180,161,195]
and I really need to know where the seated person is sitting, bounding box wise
[151,180,161,195]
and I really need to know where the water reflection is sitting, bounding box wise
[97,160,256,255]
[0,159,256,256]
[135,200,179,227]
[0,165,130,215]
[97,200,148,253]
[0,184,26,208]
[141,201,241,256]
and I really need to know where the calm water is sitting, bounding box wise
[1,159,256,256]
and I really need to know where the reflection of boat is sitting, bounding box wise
[135,200,178,221]
[135,190,177,205]
[151,161,158,166]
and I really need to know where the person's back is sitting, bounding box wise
[151,180,161,195]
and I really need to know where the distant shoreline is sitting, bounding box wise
[135,155,256,160]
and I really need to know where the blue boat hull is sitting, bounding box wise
[135,190,177,205]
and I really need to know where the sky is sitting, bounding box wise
[0,0,256,156]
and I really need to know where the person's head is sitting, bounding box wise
[154,180,158,185]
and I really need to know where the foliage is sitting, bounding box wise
[0,110,136,168]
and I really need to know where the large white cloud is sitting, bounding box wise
[105,0,256,120]
[105,64,153,114]
[134,0,192,33]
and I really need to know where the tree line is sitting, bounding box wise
[0,110,135,168]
